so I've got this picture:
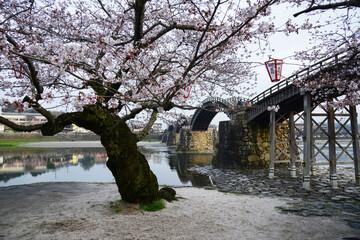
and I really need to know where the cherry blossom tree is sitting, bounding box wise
[0,0,278,203]
[282,0,360,107]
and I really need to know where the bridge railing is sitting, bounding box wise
[202,97,234,108]
[203,96,251,107]
[227,96,251,106]
[249,50,351,106]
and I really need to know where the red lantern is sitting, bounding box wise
[183,84,192,98]
[265,59,283,82]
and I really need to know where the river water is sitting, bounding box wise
[0,141,356,187]
[0,143,212,187]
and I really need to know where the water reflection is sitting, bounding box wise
[0,148,108,185]
[169,153,212,186]
[1,141,355,188]
[138,145,212,187]
[0,143,213,187]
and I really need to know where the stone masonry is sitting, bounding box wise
[163,126,216,153]
[214,109,291,168]
[176,127,216,153]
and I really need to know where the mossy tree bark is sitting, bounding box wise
[40,105,159,204]
[102,122,159,203]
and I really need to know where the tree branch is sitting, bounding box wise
[23,96,56,124]
[41,111,84,136]
[194,0,277,68]
[0,0,35,25]
[148,23,200,46]
[193,0,221,64]
[135,109,158,141]
[134,0,147,42]
[97,0,112,18]
[294,0,360,17]
[121,102,157,122]
[6,34,44,98]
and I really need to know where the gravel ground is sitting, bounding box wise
[0,183,359,240]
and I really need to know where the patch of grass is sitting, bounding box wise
[109,200,124,213]
[0,139,56,149]
[0,140,29,148]
[140,200,165,212]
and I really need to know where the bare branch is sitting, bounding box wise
[294,0,360,17]
[97,0,112,18]
[193,0,222,64]
[148,23,200,45]
[41,111,85,136]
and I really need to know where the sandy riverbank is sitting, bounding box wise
[0,183,359,240]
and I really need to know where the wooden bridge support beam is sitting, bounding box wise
[350,106,360,185]
[311,137,317,176]
[303,92,312,189]
[269,110,275,179]
[327,106,338,188]
[289,111,297,178]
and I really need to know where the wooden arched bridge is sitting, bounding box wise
[190,97,243,131]
[166,48,360,189]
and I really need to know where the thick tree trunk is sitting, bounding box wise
[41,105,160,204]
[101,121,159,204]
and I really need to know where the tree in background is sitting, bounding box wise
[283,0,359,106]
[0,0,277,203]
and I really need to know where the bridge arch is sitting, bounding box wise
[190,97,235,131]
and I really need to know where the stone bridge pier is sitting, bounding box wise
[162,126,216,153]
[214,108,286,168]
[176,127,216,153]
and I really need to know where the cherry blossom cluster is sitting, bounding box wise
[279,0,359,108]
[267,105,280,112]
